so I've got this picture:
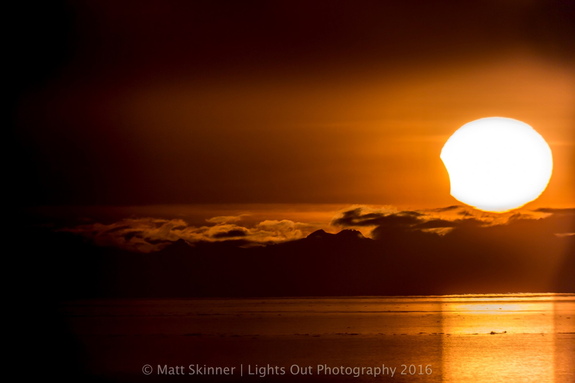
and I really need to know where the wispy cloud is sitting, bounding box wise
[59,205,574,253]
[62,215,320,253]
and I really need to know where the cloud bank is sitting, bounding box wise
[63,215,320,253]
[330,205,567,237]
[59,205,574,253]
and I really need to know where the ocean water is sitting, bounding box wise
[60,294,574,382]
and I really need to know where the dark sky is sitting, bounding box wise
[9,0,575,207]
[7,1,575,307]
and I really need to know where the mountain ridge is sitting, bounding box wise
[18,223,575,299]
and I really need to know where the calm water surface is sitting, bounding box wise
[62,293,575,382]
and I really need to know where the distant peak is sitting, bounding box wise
[306,229,364,241]
[307,229,332,239]
[172,238,193,246]
[164,238,194,250]
[335,229,365,239]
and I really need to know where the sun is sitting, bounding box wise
[440,117,553,212]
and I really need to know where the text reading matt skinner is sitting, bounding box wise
[142,363,433,378]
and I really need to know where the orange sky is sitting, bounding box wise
[8,2,574,301]
[113,53,574,208]
[10,1,575,209]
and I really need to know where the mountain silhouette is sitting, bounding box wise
[306,229,365,241]
[20,221,575,299]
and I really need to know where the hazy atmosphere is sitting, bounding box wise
[8,1,575,382]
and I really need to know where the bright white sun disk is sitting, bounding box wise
[440,117,553,212]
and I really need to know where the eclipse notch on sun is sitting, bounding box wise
[440,117,553,213]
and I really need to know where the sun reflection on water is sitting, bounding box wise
[440,294,575,383]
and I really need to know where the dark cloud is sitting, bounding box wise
[431,206,462,212]
[331,207,422,228]
[535,208,575,215]
[332,206,483,232]
[331,205,575,241]
[331,206,482,240]
[211,229,248,239]
[413,219,458,229]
